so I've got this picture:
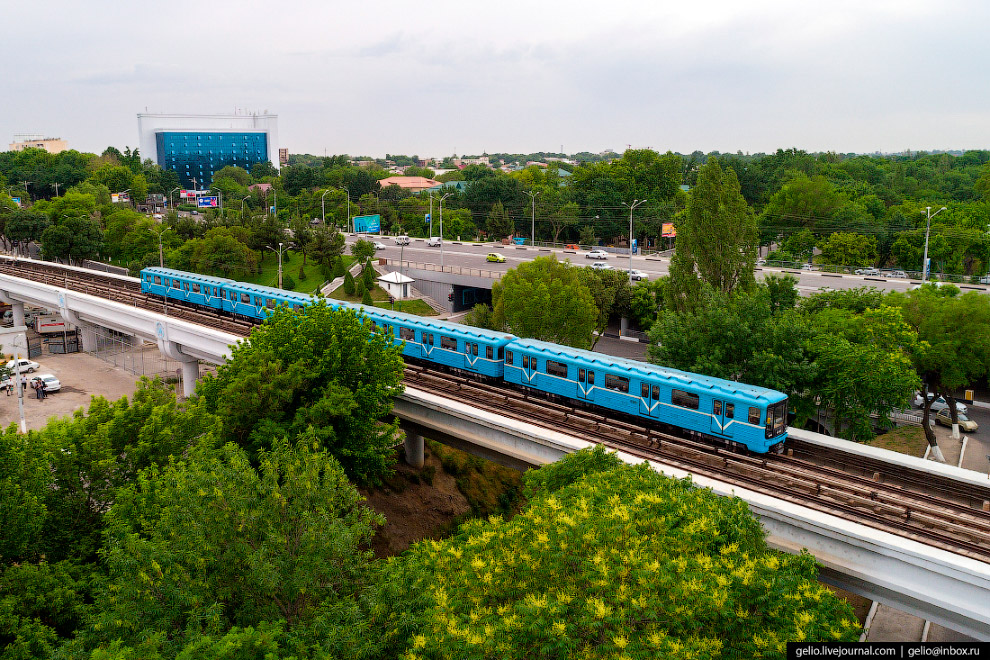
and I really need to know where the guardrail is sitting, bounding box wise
[382,259,504,280]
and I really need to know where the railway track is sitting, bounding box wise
[4,257,990,561]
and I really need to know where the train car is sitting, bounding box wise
[220,280,318,320]
[141,267,232,311]
[503,337,788,453]
[354,304,514,380]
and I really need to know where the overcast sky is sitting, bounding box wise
[2,0,988,158]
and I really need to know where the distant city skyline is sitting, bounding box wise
[3,1,989,158]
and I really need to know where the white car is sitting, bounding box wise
[888,270,908,279]
[5,358,40,373]
[913,392,967,415]
[590,262,613,271]
[31,374,61,393]
[627,269,648,281]
[801,263,814,271]
[586,249,609,260]
[855,267,881,276]
[394,236,410,246]
[427,237,442,247]
[372,241,387,250]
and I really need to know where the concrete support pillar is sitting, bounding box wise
[619,316,629,336]
[179,360,199,398]
[404,431,424,468]
[11,302,24,327]
[79,325,98,352]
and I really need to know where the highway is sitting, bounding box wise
[347,235,988,296]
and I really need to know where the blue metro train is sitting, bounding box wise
[140,266,789,453]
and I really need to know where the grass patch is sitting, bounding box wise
[242,251,354,295]
[869,425,929,457]
[374,299,438,316]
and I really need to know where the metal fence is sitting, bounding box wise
[87,327,182,379]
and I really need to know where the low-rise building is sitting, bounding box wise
[9,135,68,154]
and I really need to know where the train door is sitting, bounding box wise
[464,341,480,373]
[577,367,594,400]
[420,331,434,360]
[521,353,538,385]
[639,382,660,418]
[710,400,734,437]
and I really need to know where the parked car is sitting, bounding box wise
[756,258,767,266]
[5,358,40,373]
[626,269,648,281]
[913,392,968,415]
[31,374,61,393]
[980,274,990,285]
[427,237,442,247]
[372,241,387,250]
[394,235,410,246]
[2,310,36,326]
[888,270,908,279]
[486,253,506,263]
[801,263,814,271]
[590,262,613,271]
[935,408,978,432]
[564,244,580,250]
[586,249,609,260]
[855,267,881,276]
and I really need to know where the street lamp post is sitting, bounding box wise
[622,199,647,277]
[241,196,250,219]
[168,187,180,213]
[343,187,350,232]
[428,192,435,240]
[438,192,451,269]
[151,225,172,267]
[525,190,541,246]
[922,206,947,281]
[267,242,287,288]
[321,189,331,225]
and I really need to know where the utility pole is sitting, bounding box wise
[439,192,451,269]
[525,190,541,246]
[922,206,947,281]
[53,182,60,197]
[268,242,287,288]
[622,199,647,277]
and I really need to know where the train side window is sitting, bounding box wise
[254,296,263,306]
[441,336,457,350]
[293,304,304,312]
[185,283,190,291]
[579,368,585,382]
[266,299,275,309]
[487,346,493,360]
[748,407,760,425]
[191,283,200,293]
[498,346,504,360]
[400,327,415,341]
[652,385,660,400]
[547,360,568,378]
[523,355,529,369]
[240,293,251,303]
[531,358,538,371]
[154,276,161,285]
[587,371,595,385]
[671,389,700,410]
[725,403,734,419]
[641,383,649,398]
[713,400,722,416]
[506,350,513,365]
[605,374,629,393]
[174,279,181,288]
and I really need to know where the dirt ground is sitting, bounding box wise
[0,349,148,432]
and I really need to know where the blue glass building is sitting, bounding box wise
[138,113,279,190]
[155,132,268,188]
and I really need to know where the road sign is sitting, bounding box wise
[197,196,218,208]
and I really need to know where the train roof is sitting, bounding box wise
[223,279,318,303]
[142,267,235,285]
[509,337,785,402]
[349,302,516,343]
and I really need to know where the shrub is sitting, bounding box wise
[343,271,355,295]
[362,289,374,306]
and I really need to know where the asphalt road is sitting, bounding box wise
[347,235,990,297]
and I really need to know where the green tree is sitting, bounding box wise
[627,278,667,332]
[5,210,51,253]
[199,302,405,485]
[310,227,346,270]
[372,448,860,659]
[80,440,382,659]
[492,256,597,349]
[485,201,513,240]
[40,216,102,264]
[817,232,877,267]
[351,238,376,262]
[362,261,376,290]
[362,288,374,306]
[578,267,631,349]
[189,228,258,278]
[343,270,356,295]
[667,160,757,310]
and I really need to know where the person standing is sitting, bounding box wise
[40,380,47,399]
[33,379,41,399]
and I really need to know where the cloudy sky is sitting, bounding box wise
[2,0,988,158]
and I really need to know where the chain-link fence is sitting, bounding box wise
[87,327,182,380]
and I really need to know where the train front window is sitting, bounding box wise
[765,399,788,438]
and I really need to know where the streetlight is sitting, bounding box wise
[438,192,451,269]
[267,242,287,288]
[524,190,541,246]
[922,206,947,281]
[168,187,180,214]
[241,196,250,219]
[622,199,647,277]
[321,189,331,225]
[151,225,172,267]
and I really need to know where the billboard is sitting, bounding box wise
[661,223,677,237]
[353,214,381,233]
[111,192,130,203]
[180,189,207,198]
[197,196,219,208]
[10,197,20,206]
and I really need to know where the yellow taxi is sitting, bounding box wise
[486,253,506,263]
